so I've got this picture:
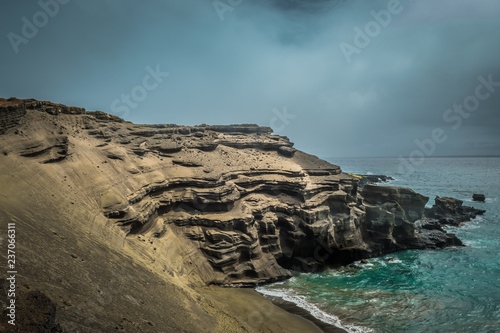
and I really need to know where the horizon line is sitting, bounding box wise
[323,155,500,159]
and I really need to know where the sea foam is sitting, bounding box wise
[256,286,374,333]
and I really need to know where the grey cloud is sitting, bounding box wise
[0,0,499,157]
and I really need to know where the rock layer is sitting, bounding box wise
[0,98,485,288]
[0,98,487,332]
[0,99,485,283]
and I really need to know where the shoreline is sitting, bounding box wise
[255,286,374,333]
[263,294,348,333]
[201,286,327,332]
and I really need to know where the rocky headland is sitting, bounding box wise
[0,98,484,332]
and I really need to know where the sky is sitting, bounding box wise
[1,0,499,158]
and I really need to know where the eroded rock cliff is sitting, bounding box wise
[0,98,484,286]
[0,98,484,331]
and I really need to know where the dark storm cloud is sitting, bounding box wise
[0,0,499,157]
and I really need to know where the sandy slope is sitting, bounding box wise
[0,99,325,332]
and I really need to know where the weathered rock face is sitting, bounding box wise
[0,98,484,288]
[0,98,27,135]
[359,185,428,254]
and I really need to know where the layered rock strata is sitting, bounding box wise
[0,98,484,288]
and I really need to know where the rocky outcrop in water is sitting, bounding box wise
[425,196,485,227]
[473,193,486,202]
[356,174,394,188]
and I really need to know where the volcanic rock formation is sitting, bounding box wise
[0,98,485,332]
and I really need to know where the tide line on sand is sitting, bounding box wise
[256,286,374,333]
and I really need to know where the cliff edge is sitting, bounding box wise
[0,98,484,332]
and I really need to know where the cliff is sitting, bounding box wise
[0,98,484,332]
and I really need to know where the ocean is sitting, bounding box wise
[257,157,500,333]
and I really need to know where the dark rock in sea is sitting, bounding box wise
[416,228,464,248]
[473,193,486,202]
[348,258,372,269]
[411,196,485,248]
[414,219,464,248]
[425,196,485,226]
[357,174,394,188]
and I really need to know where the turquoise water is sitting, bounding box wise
[258,157,500,333]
